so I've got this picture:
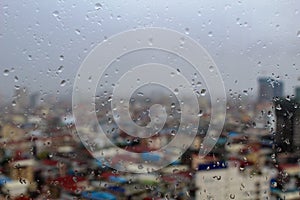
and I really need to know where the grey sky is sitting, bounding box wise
[1,0,300,102]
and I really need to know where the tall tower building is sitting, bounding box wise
[258,77,283,103]
[295,87,300,103]
[13,87,29,111]
[274,98,300,152]
[29,92,40,108]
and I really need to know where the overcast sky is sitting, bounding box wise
[1,0,300,103]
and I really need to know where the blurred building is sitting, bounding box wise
[295,86,300,102]
[0,123,26,140]
[195,162,271,200]
[274,98,300,152]
[258,77,283,103]
[10,159,35,183]
[29,92,40,108]
[13,87,29,111]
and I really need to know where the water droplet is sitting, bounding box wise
[230,194,235,199]
[148,38,153,46]
[3,69,9,76]
[52,10,59,17]
[28,55,32,60]
[200,89,206,96]
[198,110,203,117]
[116,15,121,20]
[57,65,64,73]
[14,76,19,82]
[276,104,282,110]
[208,31,213,37]
[170,130,176,136]
[138,164,144,169]
[171,102,176,108]
[75,29,81,35]
[213,176,221,180]
[297,31,300,38]
[12,100,16,107]
[73,177,77,182]
[59,55,64,61]
[284,138,290,144]
[185,28,190,35]
[60,80,66,87]
[95,3,102,10]
[209,65,214,72]
[271,181,277,187]
[267,111,272,117]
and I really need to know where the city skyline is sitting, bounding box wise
[1,0,300,98]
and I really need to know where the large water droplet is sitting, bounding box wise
[276,104,282,110]
[60,80,66,87]
[57,65,64,73]
[200,89,206,96]
[198,110,203,117]
[11,99,16,106]
[95,3,102,10]
[3,69,9,76]
[52,10,59,17]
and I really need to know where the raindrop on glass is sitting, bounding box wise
[52,10,59,17]
[60,80,66,87]
[12,100,16,107]
[57,65,64,73]
[3,69,9,76]
[198,110,203,117]
[75,29,81,35]
[185,28,190,35]
[95,3,102,10]
[276,104,282,110]
[200,89,206,96]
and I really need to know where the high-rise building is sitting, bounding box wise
[13,87,29,111]
[295,87,300,103]
[258,77,283,103]
[274,98,300,152]
[29,92,40,108]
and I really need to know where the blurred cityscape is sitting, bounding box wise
[0,77,300,200]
